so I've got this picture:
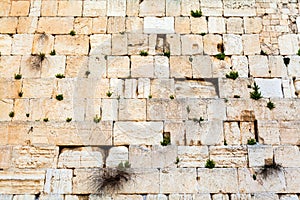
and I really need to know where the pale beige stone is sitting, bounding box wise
[74,18,92,35]
[268,56,288,77]
[223,34,243,55]
[279,121,300,145]
[198,168,238,193]
[244,17,262,33]
[107,0,126,16]
[154,56,169,78]
[150,79,175,99]
[88,55,106,79]
[57,1,82,16]
[12,34,34,55]
[110,78,125,98]
[119,99,146,121]
[212,57,232,77]
[83,0,106,17]
[140,0,165,16]
[90,34,112,55]
[0,146,12,170]
[248,145,273,167]
[181,35,203,55]
[209,146,248,167]
[164,122,185,145]
[101,99,118,121]
[39,195,64,200]
[257,120,280,145]
[170,56,192,78]
[178,146,208,167]
[137,78,151,98]
[37,17,74,34]
[10,1,30,16]
[166,34,181,55]
[242,34,261,55]
[224,122,241,145]
[147,194,168,200]
[13,99,30,121]
[44,169,72,194]
[226,17,243,34]
[274,146,300,167]
[41,1,57,16]
[144,17,175,34]
[126,0,139,16]
[223,0,256,16]
[186,98,208,120]
[127,33,148,54]
[124,79,137,98]
[112,34,128,55]
[278,34,299,55]
[0,56,21,78]
[114,122,163,145]
[65,56,88,78]
[208,17,225,33]
[219,78,251,99]
[20,56,42,78]
[131,56,154,78]
[22,79,54,98]
[0,99,14,120]
[106,146,128,168]
[231,56,249,77]
[175,17,190,34]
[55,35,89,55]
[0,0,10,16]
[287,56,300,77]
[126,17,143,33]
[107,56,130,78]
[203,34,223,55]
[175,80,218,98]
[114,195,143,200]
[192,55,213,78]
[92,17,107,34]
[107,17,125,33]
[13,195,36,200]
[32,34,54,55]
[29,0,41,17]
[207,99,226,120]
[248,55,269,77]
[17,17,38,34]
[285,168,300,193]
[255,78,283,98]
[0,35,12,55]
[181,0,200,16]
[201,0,223,16]
[191,17,207,34]
[160,168,198,193]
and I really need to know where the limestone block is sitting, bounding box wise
[107,56,130,78]
[224,122,241,145]
[58,147,103,168]
[170,56,192,78]
[140,0,165,16]
[57,1,82,16]
[208,17,225,33]
[137,78,151,98]
[219,78,251,98]
[146,194,168,200]
[212,57,232,78]
[109,78,124,98]
[84,98,102,121]
[175,80,218,98]
[282,77,294,98]
[22,79,54,98]
[90,34,111,55]
[223,34,243,55]
[160,168,198,193]
[0,170,45,194]
[146,99,166,120]
[125,79,137,98]
[112,34,128,55]
[37,17,74,34]
[114,122,163,145]
[248,145,273,167]
[107,17,125,33]
[44,169,72,194]
[287,56,300,77]
[231,56,248,77]
[101,99,118,121]
[175,17,190,34]
[89,195,112,200]
[92,17,107,34]
[0,80,20,99]
[164,122,185,145]
[223,0,256,16]
[107,0,126,16]
[194,194,212,200]
[55,35,89,55]
[126,0,139,16]
[203,34,223,55]
[185,120,223,145]
[129,145,177,168]
[278,34,299,55]
[271,100,300,121]
[12,195,36,200]
[279,121,300,145]
[20,56,43,78]
[242,34,261,55]
[248,55,269,77]
[83,0,106,17]
[0,146,12,169]
[0,35,12,55]
[114,196,143,200]
[226,99,254,121]
[144,17,175,34]
[166,34,181,55]
[88,55,107,79]
[17,17,38,34]
[280,195,299,200]
[181,35,203,55]
[119,99,146,121]
[32,34,54,55]
[254,78,283,98]
[29,0,41,16]
[154,56,169,78]
[13,99,29,120]
[191,17,207,34]
[131,56,154,78]
[207,99,226,120]
[12,145,59,169]
[181,0,200,16]
[178,146,208,168]
[209,146,248,167]
[238,168,286,193]
[0,0,10,16]
[257,120,280,145]
[186,99,208,120]
[127,33,148,55]
[212,194,229,200]
[285,168,300,193]
[226,18,243,34]
[10,1,30,16]
[41,1,57,16]
[244,17,262,33]
[274,146,300,167]
[201,0,223,16]
[12,34,34,55]
[74,18,92,35]
[192,55,213,78]
[125,17,143,33]
[106,146,129,168]
[40,195,64,200]
[164,99,187,120]
[268,56,288,77]
[151,79,175,99]
[197,168,238,193]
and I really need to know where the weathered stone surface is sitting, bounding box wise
[279,121,300,145]
[257,120,280,145]
[114,122,163,145]
[106,146,129,168]
[140,0,165,16]
[137,78,151,98]
[274,146,300,167]
[248,56,269,77]
[119,99,146,121]
[175,80,218,98]
[127,33,148,55]
[224,0,256,16]
[131,56,154,78]
[242,34,260,55]
[209,146,248,167]
[248,145,273,167]
[57,1,82,16]
[154,56,169,78]
[160,168,198,193]
[44,169,72,194]
[219,78,250,99]
[17,17,38,34]
[287,56,300,77]
[55,35,89,55]
[0,146,12,169]
[92,17,107,34]
[208,17,225,33]
[22,79,54,98]
[83,0,106,17]
[12,34,34,55]
[255,78,283,98]
[192,55,212,78]
[175,17,190,34]
[170,56,192,78]
[107,56,130,78]
[177,146,208,168]
[107,0,126,16]
[12,195,36,200]
[0,35,12,55]
[285,168,300,193]
[181,35,203,55]
[73,18,92,35]
[278,34,299,55]
[223,34,243,55]
[181,0,200,16]
[144,17,174,34]
[37,17,74,34]
[203,34,223,55]
[10,1,30,16]
[90,34,111,55]
[244,17,262,33]
[164,122,185,146]
[124,79,137,98]
[269,56,288,77]
[191,17,207,34]
[198,168,238,193]
[147,99,186,120]
[107,17,125,33]
[112,34,128,55]
[32,34,54,55]
[226,17,243,34]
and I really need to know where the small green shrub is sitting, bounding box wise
[18,91,23,97]
[66,118,72,122]
[55,74,65,79]
[297,49,300,56]
[56,94,64,101]
[85,71,91,77]
[250,82,263,100]
[93,115,101,123]
[233,95,240,98]
[26,113,30,118]
[161,133,171,146]
[175,157,180,164]
[191,10,202,17]
[139,50,148,56]
[260,50,267,55]
[200,32,206,36]
[106,91,113,97]
[9,111,14,118]
[69,30,76,36]
[43,118,49,122]
[205,159,215,169]
[14,74,22,80]
[148,94,152,99]
[169,95,175,99]
[39,53,46,61]
[267,101,275,110]
[247,138,256,145]
[163,51,170,58]
[50,50,56,56]
[215,53,226,60]
[118,161,131,170]
[225,71,239,80]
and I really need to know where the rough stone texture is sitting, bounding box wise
[44,169,72,194]
[144,17,174,34]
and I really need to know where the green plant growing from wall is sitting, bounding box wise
[175,157,180,165]
[18,91,23,97]
[250,82,262,100]
[148,94,152,99]
[50,50,56,56]
[14,74,22,80]
[225,70,239,80]
[93,115,101,123]
[39,52,46,62]
[258,163,282,179]
[215,53,226,60]
[9,111,14,118]
[56,94,64,101]
[260,50,267,55]
[267,100,275,110]
[169,95,175,99]
[55,74,65,79]
[66,118,72,122]
[139,50,148,56]
[205,159,215,169]
[85,71,91,77]
[106,91,113,97]
[164,51,170,58]
[298,49,300,56]
[43,118,49,122]
[247,138,256,145]
[161,133,171,146]
[190,10,202,17]
[69,30,76,36]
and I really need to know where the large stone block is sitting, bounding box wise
[90,34,111,55]
[106,146,129,168]
[127,33,148,55]
[175,17,190,34]
[101,99,118,121]
[107,17,125,33]
[278,34,299,55]
[131,56,154,78]
[150,79,175,99]
[248,55,269,77]
[223,34,243,55]
[166,0,181,16]
[177,146,208,168]
[112,34,128,55]
[144,17,174,34]
[287,56,300,77]
[154,56,169,78]
[57,1,82,16]
[231,56,248,77]
[268,56,288,77]
[170,56,192,78]
[0,35,12,55]
[37,17,74,34]
[124,79,138,98]
[119,99,146,121]
[203,34,223,55]
[274,146,300,167]
[175,80,218,98]
[83,0,106,17]
[244,17,262,33]
[181,35,203,55]
[248,145,273,167]
[92,17,107,34]
[140,0,165,16]
[192,55,212,78]
[137,78,151,98]
[242,34,260,55]
[32,34,54,54]
[226,17,243,34]
[44,169,72,194]
[107,0,126,16]
[12,34,34,55]
[114,122,163,145]
[55,35,89,55]
[17,17,38,34]
[73,18,92,35]
[10,1,30,16]
[191,17,207,34]
[285,168,300,193]
[41,1,57,16]
[279,121,300,145]
[0,0,10,16]
[223,0,256,16]
[254,78,283,98]
[107,56,130,78]
[147,99,186,120]
[22,79,54,98]
[0,146,12,170]
[208,17,225,33]
[164,122,185,145]
[257,120,280,145]
[219,78,251,99]
[209,146,248,167]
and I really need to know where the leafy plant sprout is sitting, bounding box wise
[247,138,256,145]
[163,51,170,58]
[43,118,48,122]
[14,74,22,80]
[190,10,202,17]
[69,30,76,36]
[169,95,175,99]
[39,52,46,61]
[161,133,171,146]
[94,115,101,123]
[215,53,226,60]
[298,48,300,56]
[106,91,113,97]
[205,159,216,169]
[55,94,64,101]
[267,100,275,110]
[66,118,72,122]
[250,82,263,100]
[50,50,56,56]
[148,94,152,99]
[139,50,148,56]
[9,111,14,118]
[55,74,65,79]
[225,70,239,80]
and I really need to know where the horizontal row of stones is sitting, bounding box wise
[1,32,300,56]
[1,144,299,169]
[0,167,299,194]
[1,0,295,17]
[0,117,299,146]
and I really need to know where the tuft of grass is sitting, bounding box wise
[18,91,23,97]
[55,94,64,101]
[69,30,76,36]
[175,157,180,165]
[205,159,215,169]
[200,32,206,36]
[215,53,226,60]
[118,161,131,170]
[43,118,49,122]
[267,100,275,110]
[50,50,56,56]
[66,118,72,122]
[163,51,170,58]
[26,113,30,118]
[225,71,239,80]
[85,71,91,77]
[191,10,202,17]
[55,74,65,79]
[14,74,22,80]
[260,50,267,55]
[93,115,101,123]
[247,138,256,145]
[161,133,171,146]
[298,49,300,56]
[106,91,113,97]
[39,53,46,61]
[169,95,175,100]
[250,82,263,100]
[148,94,152,99]
[9,111,14,118]
[233,95,240,98]
[139,50,148,56]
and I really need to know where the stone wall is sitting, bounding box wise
[0,0,300,199]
